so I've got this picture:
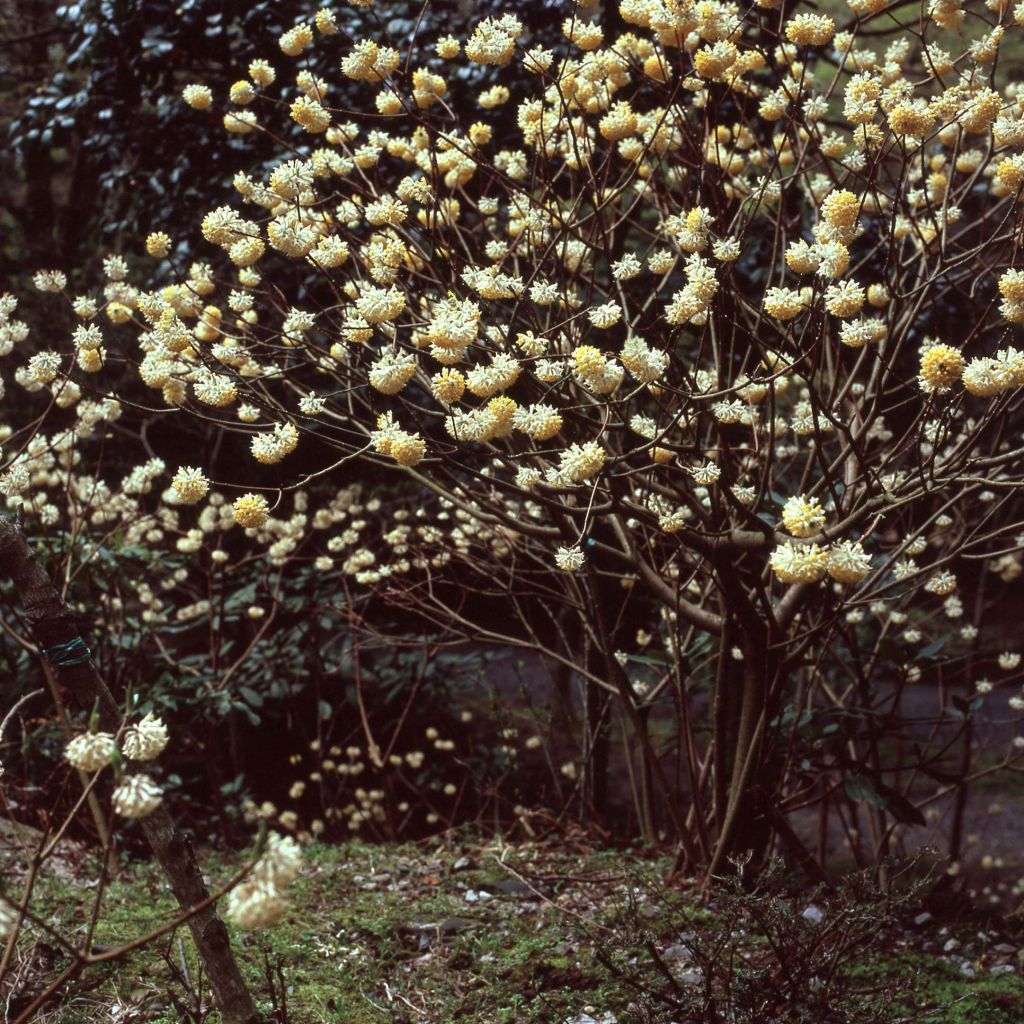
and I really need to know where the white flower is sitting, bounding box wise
[587,302,622,329]
[781,494,826,537]
[892,559,918,581]
[712,237,741,261]
[999,652,1021,671]
[225,880,288,930]
[924,570,957,596]
[65,732,117,772]
[299,392,326,415]
[555,545,585,572]
[252,832,303,888]
[33,269,67,293]
[826,540,871,584]
[122,713,169,761]
[690,461,720,485]
[611,253,642,280]
[112,775,164,818]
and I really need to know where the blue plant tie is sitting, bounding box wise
[42,636,92,668]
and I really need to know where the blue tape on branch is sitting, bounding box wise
[42,636,92,668]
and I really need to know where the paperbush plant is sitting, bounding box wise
[3,0,1024,880]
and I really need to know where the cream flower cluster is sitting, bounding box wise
[225,832,303,930]
[64,714,170,819]
[5,0,1024,735]
[771,493,873,585]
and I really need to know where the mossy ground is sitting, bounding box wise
[7,836,1024,1023]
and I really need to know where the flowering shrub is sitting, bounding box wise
[5,0,1024,885]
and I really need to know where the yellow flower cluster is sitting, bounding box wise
[918,343,964,394]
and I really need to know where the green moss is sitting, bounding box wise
[12,841,1024,1023]
[848,953,1024,1024]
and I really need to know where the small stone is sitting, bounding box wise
[990,964,1016,975]
[662,944,692,963]
[801,905,824,925]
[914,912,933,927]
[452,856,474,872]
[959,961,976,978]
[480,879,531,897]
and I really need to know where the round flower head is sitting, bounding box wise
[599,101,638,141]
[279,24,314,57]
[924,569,957,595]
[431,368,466,404]
[28,351,61,385]
[355,286,406,325]
[826,540,872,584]
[171,467,210,505]
[824,281,865,318]
[513,403,562,441]
[122,713,169,761]
[223,110,258,134]
[782,494,826,537]
[182,84,213,110]
[867,284,889,307]
[465,15,522,65]
[558,442,605,483]
[290,95,330,133]
[249,59,276,87]
[225,879,287,930]
[233,493,270,529]
[435,34,461,58]
[389,432,426,468]
[820,189,860,240]
[770,542,829,584]
[962,356,1011,397]
[315,8,338,35]
[999,651,1021,671]
[193,372,237,408]
[764,287,807,321]
[785,13,835,45]
[146,232,171,258]
[919,343,964,393]
[253,832,303,888]
[229,80,255,105]
[112,775,164,819]
[65,732,117,773]
[691,461,721,485]
[555,545,586,572]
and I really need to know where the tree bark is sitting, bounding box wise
[0,517,260,1024]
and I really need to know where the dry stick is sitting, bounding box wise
[0,517,260,1024]
[38,660,117,871]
